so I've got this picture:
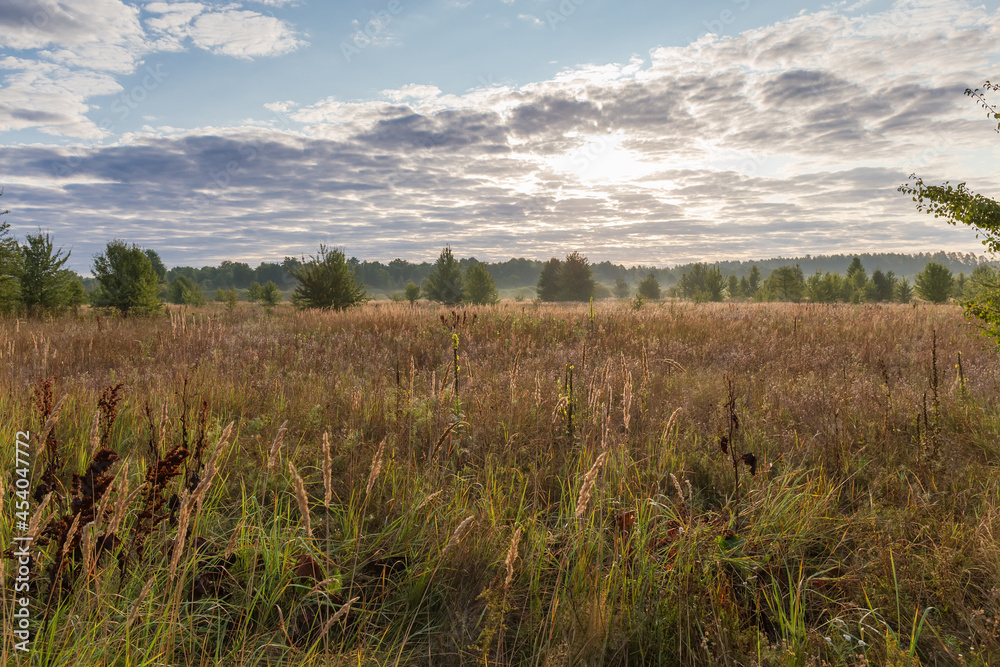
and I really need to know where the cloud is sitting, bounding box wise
[144,3,306,59]
[0,1,305,138]
[2,0,999,268]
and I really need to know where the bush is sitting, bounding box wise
[289,245,367,310]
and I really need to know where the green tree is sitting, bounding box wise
[636,273,661,300]
[144,249,167,282]
[20,231,77,314]
[558,252,596,302]
[748,265,761,296]
[92,240,163,315]
[536,258,562,302]
[0,191,20,312]
[895,277,914,303]
[704,266,725,302]
[289,244,367,310]
[0,220,22,313]
[465,263,499,305]
[259,281,282,307]
[914,262,954,303]
[845,256,869,303]
[807,270,846,303]
[613,277,630,300]
[404,281,421,304]
[168,275,206,305]
[247,281,262,303]
[900,82,1000,334]
[423,246,464,305]
[760,265,806,302]
[870,269,897,303]
[726,274,740,300]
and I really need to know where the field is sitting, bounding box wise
[2,301,1000,665]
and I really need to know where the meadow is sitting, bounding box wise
[2,300,1000,666]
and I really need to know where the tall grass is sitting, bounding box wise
[0,300,999,664]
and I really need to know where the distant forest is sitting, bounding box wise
[89,250,996,297]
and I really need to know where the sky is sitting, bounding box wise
[1,0,999,272]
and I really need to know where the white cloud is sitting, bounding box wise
[518,13,544,27]
[144,3,306,60]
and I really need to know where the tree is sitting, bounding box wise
[536,258,562,302]
[423,246,464,305]
[678,263,725,302]
[20,231,77,314]
[895,277,914,303]
[558,252,596,301]
[465,263,498,305]
[92,240,162,315]
[760,265,806,302]
[748,265,761,296]
[613,277,630,300]
[807,270,846,303]
[914,262,954,303]
[636,273,661,300]
[168,275,206,305]
[289,244,367,310]
[726,275,740,300]
[870,269,896,303]
[703,267,725,302]
[247,281,262,303]
[259,281,282,307]
[900,82,1000,333]
[404,281,421,304]
[846,256,869,303]
[144,249,167,282]
[0,207,22,313]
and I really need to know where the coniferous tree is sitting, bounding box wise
[289,244,367,310]
[558,252,596,302]
[536,258,562,302]
[422,246,464,305]
[613,277,630,300]
[168,275,206,305]
[760,265,806,302]
[20,231,77,314]
[637,273,661,300]
[259,281,282,306]
[92,240,163,315]
[465,263,499,305]
[915,262,954,303]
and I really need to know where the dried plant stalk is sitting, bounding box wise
[266,420,288,470]
[288,460,313,538]
[575,451,608,519]
[322,431,332,508]
[442,516,474,558]
[365,439,386,496]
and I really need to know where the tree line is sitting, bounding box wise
[0,191,991,315]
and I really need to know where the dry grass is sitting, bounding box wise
[0,300,999,665]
